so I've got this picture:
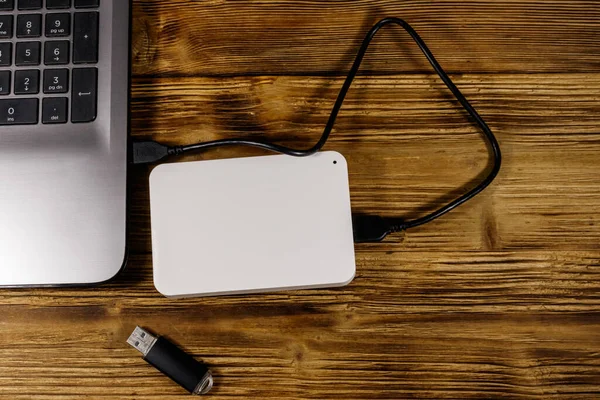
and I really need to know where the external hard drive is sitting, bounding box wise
[149,152,356,298]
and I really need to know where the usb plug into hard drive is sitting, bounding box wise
[127,327,213,395]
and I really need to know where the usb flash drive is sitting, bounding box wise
[127,326,213,395]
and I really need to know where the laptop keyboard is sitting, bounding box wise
[0,0,99,125]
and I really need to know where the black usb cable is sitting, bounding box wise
[132,18,502,243]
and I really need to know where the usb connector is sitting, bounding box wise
[127,327,213,395]
[127,326,158,357]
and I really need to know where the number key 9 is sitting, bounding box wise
[45,13,70,37]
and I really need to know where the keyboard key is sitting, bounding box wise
[14,69,39,94]
[0,0,14,10]
[0,42,12,66]
[43,68,68,93]
[42,97,68,124]
[45,13,70,37]
[0,15,13,39]
[72,68,97,122]
[44,40,69,65]
[73,12,98,64]
[16,14,41,38]
[15,41,40,65]
[0,70,10,95]
[0,98,38,125]
[18,0,42,9]
[46,0,70,9]
[74,0,98,8]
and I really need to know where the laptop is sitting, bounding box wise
[0,0,130,286]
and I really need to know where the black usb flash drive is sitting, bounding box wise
[127,326,213,395]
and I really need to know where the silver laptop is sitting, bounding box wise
[0,0,129,286]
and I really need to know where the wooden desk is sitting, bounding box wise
[1,1,599,398]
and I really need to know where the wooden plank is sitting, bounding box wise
[1,252,599,310]
[0,252,599,399]
[131,0,600,76]
[129,74,600,252]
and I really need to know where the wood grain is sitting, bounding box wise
[2,1,600,399]
[131,0,600,76]
[1,252,599,399]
